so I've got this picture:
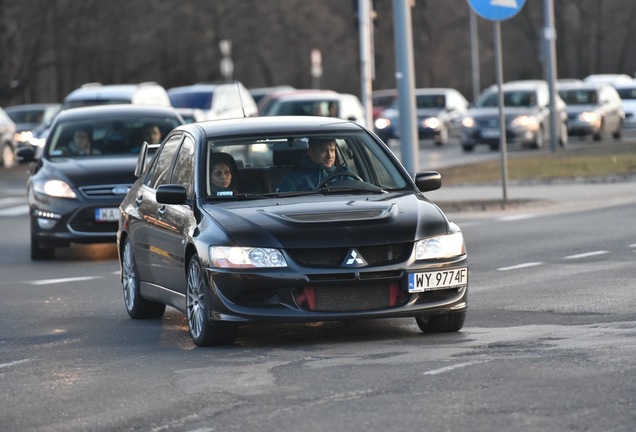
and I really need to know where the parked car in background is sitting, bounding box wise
[371,89,398,121]
[168,82,258,120]
[260,91,367,126]
[0,107,17,168]
[557,81,624,140]
[5,103,61,154]
[257,89,336,115]
[374,88,469,146]
[460,80,568,151]
[249,85,294,105]
[117,115,468,346]
[17,105,184,259]
[613,80,636,130]
[62,82,171,109]
[175,108,207,124]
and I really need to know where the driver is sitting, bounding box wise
[276,137,343,192]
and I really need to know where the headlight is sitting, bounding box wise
[15,131,33,144]
[33,179,77,198]
[579,111,600,126]
[510,115,539,129]
[374,118,391,130]
[422,117,441,129]
[209,246,287,268]
[415,232,465,260]
[461,117,475,128]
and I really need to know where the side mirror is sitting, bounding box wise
[414,171,442,192]
[134,142,149,178]
[15,146,36,163]
[156,184,187,205]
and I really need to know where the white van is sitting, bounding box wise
[62,82,171,109]
[167,82,258,120]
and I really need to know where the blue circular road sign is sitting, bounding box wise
[467,0,527,21]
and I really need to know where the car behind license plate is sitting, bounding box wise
[408,268,467,293]
[481,128,500,138]
[95,207,119,222]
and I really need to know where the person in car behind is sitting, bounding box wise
[276,137,341,192]
[65,127,98,156]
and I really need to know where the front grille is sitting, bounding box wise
[294,283,407,312]
[315,285,389,311]
[287,243,412,268]
[79,184,132,199]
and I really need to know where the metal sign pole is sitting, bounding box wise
[494,22,509,205]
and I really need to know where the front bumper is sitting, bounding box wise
[203,255,469,323]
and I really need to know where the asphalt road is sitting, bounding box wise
[0,152,635,432]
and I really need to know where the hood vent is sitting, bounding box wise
[281,204,395,223]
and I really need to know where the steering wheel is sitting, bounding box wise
[317,171,363,189]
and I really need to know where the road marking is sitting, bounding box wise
[423,360,490,375]
[629,244,636,248]
[0,358,35,369]
[564,251,609,260]
[498,213,537,222]
[497,262,544,271]
[0,205,29,216]
[0,197,25,205]
[29,276,102,285]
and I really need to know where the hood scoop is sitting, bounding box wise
[280,204,396,223]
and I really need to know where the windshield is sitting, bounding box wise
[416,94,445,109]
[558,89,598,105]
[264,99,337,116]
[168,91,213,109]
[205,131,409,199]
[46,117,182,158]
[616,87,636,100]
[476,90,538,108]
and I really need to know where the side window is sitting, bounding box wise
[171,136,195,198]
[147,134,183,189]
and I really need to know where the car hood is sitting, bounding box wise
[40,156,139,187]
[201,193,449,249]
[565,105,599,114]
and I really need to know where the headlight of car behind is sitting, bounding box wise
[510,115,539,130]
[415,232,465,260]
[461,117,475,128]
[210,246,287,268]
[374,117,391,130]
[579,111,600,126]
[33,179,77,199]
[422,117,441,129]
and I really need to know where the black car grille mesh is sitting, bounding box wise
[285,210,384,222]
[314,285,391,311]
[286,243,412,268]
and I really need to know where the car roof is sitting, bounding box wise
[64,83,164,101]
[167,83,234,94]
[53,104,181,122]
[556,81,610,90]
[269,92,348,102]
[414,88,458,95]
[175,115,365,138]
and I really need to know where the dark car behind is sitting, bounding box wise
[18,104,184,259]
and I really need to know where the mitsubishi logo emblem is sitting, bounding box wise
[342,249,367,268]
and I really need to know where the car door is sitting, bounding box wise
[133,133,183,286]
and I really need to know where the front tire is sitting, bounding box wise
[186,255,237,346]
[122,237,165,319]
[1,142,16,168]
[416,310,466,333]
[31,230,55,260]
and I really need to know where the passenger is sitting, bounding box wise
[276,137,341,192]
[143,124,162,144]
[66,127,95,156]
[209,152,261,195]
[209,152,240,194]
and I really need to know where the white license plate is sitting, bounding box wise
[408,268,467,293]
[95,207,119,222]
[481,128,500,138]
